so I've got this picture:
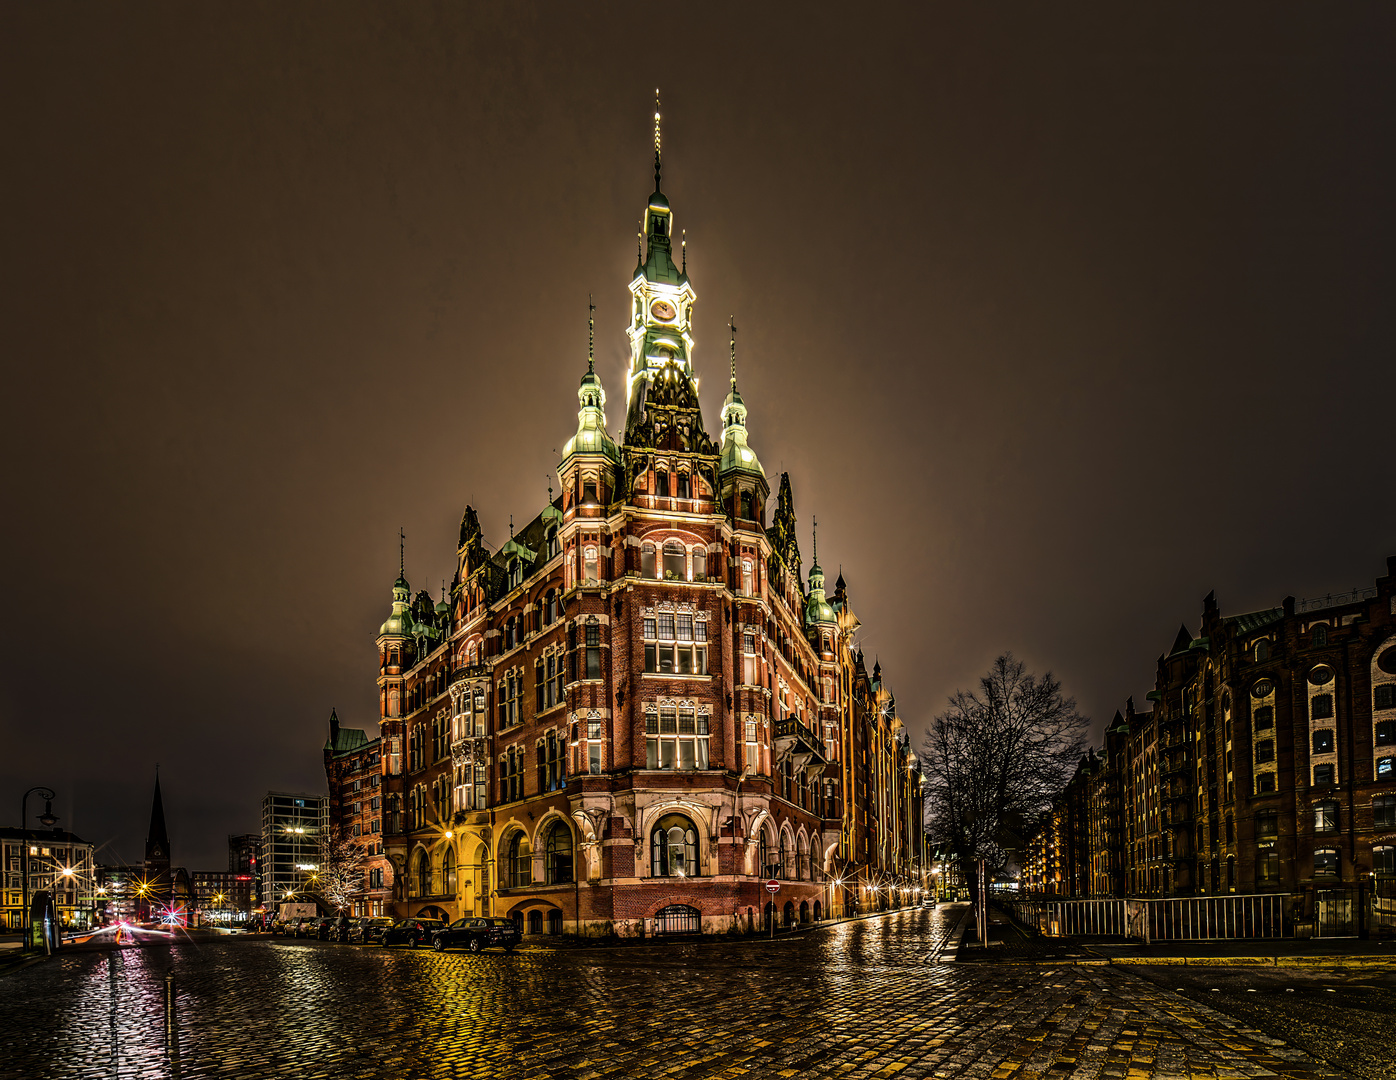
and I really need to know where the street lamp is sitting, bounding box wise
[19,786,58,948]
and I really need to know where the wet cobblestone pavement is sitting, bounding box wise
[0,906,1361,1079]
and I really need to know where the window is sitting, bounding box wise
[1312,729,1334,754]
[535,659,545,714]
[655,469,669,497]
[508,833,531,889]
[585,621,601,679]
[1255,810,1278,838]
[1253,706,1273,731]
[1311,694,1334,720]
[474,762,487,808]
[1376,796,1396,829]
[546,527,560,561]
[545,821,573,885]
[1256,773,1275,793]
[743,633,758,685]
[537,731,564,792]
[1254,640,1270,662]
[1314,762,1334,786]
[1376,686,1396,711]
[741,559,753,596]
[675,472,690,499]
[583,546,598,583]
[650,815,697,877]
[442,849,456,896]
[582,480,598,504]
[641,543,656,579]
[1312,624,1328,647]
[1379,757,1394,779]
[693,549,706,581]
[1313,800,1338,833]
[500,747,522,803]
[416,850,432,897]
[1375,846,1395,877]
[646,701,710,770]
[744,718,759,771]
[1313,848,1338,876]
[663,541,685,580]
[740,491,753,521]
[644,610,706,675]
[508,559,523,591]
[1255,739,1274,764]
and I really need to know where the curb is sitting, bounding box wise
[975,955,1396,969]
[932,905,971,963]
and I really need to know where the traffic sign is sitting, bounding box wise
[765,879,780,894]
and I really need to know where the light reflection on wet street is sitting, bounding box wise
[0,906,1359,1079]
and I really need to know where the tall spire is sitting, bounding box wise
[147,770,169,851]
[588,294,595,373]
[653,88,662,192]
[812,514,818,568]
[681,229,686,274]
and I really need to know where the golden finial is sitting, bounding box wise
[654,89,662,190]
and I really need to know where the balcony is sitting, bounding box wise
[451,736,488,768]
[774,716,827,778]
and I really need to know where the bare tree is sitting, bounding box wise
[315,833,365,914]
[922,653,1087,888]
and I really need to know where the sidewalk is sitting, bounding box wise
[958,904,1396,967]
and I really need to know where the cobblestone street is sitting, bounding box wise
[0,906,1366,1080]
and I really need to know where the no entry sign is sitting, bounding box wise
[765,879,780,894]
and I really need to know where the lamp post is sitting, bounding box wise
[19,786,58,948]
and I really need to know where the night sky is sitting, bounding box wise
[4,5,1394,870]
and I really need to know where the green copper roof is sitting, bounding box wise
[562,368,621,466]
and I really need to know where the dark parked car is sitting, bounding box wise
[292,917,322,939]
[431,917,522,954]
[321,916,351,941]
[348,917,394,945]
[381,919,445,947]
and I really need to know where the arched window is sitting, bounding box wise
[546,526,560,560]
[528,910,543,934]
[650,814,698,877]
[508,558,522,591]
[641,543,657,578]
[741,559,753,596]
[1254,639,1269,662]
[758,829,772,878]
[416,850,432,898]
[655,468,670,498]
[583,546,598,582]
[1312,624,1328,647]
[780,832,794,879]
[442,848,456,896]
[476,844,490,907]
[508,833,531,889]
[662,541,685,580]
[740,491,753,521]
[546,821,573,885]
[797,834,809,880]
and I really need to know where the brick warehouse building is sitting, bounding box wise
[1024,556,1396,926]
[351,113,925,937]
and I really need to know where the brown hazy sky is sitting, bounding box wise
[3,3,1394,870]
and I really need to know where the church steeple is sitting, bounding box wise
[146,770,169,857]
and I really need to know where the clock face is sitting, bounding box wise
[650,299,677,322]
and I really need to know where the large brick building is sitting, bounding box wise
[352,112,925,936]
[1025,555,1396,915]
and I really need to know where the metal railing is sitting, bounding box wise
[1296,588,1377,613]
[1007,899,1127,937]
[1007,893,1291,940]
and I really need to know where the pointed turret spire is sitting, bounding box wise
[587,293,595,374]
[720,317,765,479]
[563,303,621,468]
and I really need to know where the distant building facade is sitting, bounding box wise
[1,827,96,931]
[1024,556,1396,924]
[356,121,926,936]
[323,712,392,916]
[260,792,328,909]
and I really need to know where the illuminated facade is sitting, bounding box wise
[260,791,328,911]
[323,713,393,916]
[1024,556,1396,921]
[1,828,96,931]
[372,108,925,935]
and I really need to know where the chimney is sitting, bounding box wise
[1283,595,1295,617]
[1386,554,1395,578]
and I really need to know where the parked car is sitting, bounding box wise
[431,917,522,954]
[270,919,290,936]
[381,918,445,947]
[292,917,322,939]
[319,916,351,941]
[348,917,394,945]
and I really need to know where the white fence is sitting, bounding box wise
[1007,894,1292,941]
